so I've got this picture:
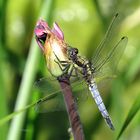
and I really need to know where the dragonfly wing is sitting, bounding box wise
[71,79,89,102]
[94,36,128,80]
[34,77,64,113]
[34,77,88,113]
[34,77,60,95]
[35,92,66,113]
[92,13,124,69]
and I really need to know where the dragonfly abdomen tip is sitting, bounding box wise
[105,117,115,131]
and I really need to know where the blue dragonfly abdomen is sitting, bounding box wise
[89,80,114,130]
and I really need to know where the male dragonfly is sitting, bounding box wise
[34,13,128,130]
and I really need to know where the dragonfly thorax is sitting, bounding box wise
[67,47,94,81]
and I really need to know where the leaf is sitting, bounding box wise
[116,92,140,140]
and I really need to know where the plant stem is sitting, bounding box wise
[7,0,54,140]
[58,75,85,140]
[93,0,108,29]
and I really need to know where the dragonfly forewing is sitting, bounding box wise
[92,13,121,65]
[91,13,128,80]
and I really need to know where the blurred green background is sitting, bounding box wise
[1,0,140,140]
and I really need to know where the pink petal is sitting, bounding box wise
[34,19,50,36]
[36,19,48,27]
[52,22,64,40]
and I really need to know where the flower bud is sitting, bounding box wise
[35,20,69,77]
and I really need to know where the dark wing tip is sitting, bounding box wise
[115,13,119,17]
[121,36,128,41]
[121,36,127,40]
[121,36,125,40]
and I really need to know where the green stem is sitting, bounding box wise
[0,0,8,139]
[0,54,8,140]
[7,0,54,140]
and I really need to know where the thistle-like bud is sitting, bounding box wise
[34,20,69,77]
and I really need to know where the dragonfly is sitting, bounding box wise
[34,13,128,130]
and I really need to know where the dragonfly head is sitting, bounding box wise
[67,47,79,60]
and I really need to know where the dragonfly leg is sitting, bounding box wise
[74,66,82,79]
[70,66,81,79]
[67,64,75,78]
[54,59,69,71]
[53,51,69,66]
[53,51,72,75]
[53,51,83,79]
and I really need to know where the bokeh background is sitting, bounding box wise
[1,0,140,140]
